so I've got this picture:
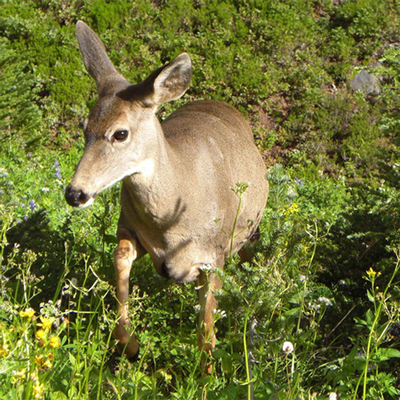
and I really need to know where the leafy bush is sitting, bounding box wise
[1,0,400,398]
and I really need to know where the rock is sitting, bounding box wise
[349,70,381,95]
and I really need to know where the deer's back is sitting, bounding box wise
[163,100,253,143]
[162,100,268,254]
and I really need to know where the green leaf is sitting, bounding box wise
[285,307,301,318]
[68,352,76,366]
[214,349,234,374]
[376,348,400,361]
[365,309,374,326]
[50,391,69,400]
[366,289,375,303]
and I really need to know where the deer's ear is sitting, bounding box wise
[76,21,125,94]
[145,53,192,106]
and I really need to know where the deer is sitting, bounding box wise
[65,21,268,372]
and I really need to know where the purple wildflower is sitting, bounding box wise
[294,178,303,187]
[29,200,36,211]
[53,160,62,180]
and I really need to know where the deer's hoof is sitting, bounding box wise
[126,347,140,363]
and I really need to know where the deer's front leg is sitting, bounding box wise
[113,228,142,360]
[197,268,222,373]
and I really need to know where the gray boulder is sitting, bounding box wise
[349,70,381,95]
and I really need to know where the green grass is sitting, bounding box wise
[1,0,400,398]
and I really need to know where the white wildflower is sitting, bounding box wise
[282,341,294,354]
[318,297,333,307]
[200,263,214,272]
[213,309,227,318]
[329,393,337,400]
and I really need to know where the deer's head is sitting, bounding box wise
[65,21,192,208]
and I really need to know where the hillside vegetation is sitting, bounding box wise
[1,0,400,399]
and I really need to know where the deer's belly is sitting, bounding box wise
[138,231,218,283]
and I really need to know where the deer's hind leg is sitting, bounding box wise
[197,260,223,374]
[113,227,145,360]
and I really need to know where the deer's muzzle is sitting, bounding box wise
[65,184,93,208]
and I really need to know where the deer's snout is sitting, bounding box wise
[65,184,91,208]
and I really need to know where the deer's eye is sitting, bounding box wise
[113,130,129,142]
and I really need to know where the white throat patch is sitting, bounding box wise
[136,158,155,178]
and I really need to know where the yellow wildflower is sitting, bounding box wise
[49,335,61,349]
[0,344,9,357]
[37,316,55,331]
[35,355,44,365]
[365,267,381,280]
[283,202,300,216]
[42,359,53,370]
[19,308,35,319]
[36,329,47,340]
[301,245,309,254]
[11,369,26,384]
[32,380,45,399]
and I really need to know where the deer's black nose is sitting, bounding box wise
[65,184,90,207]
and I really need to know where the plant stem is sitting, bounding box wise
[243,309,252,400]
[229,190,243,258]
[297,221,318,332]
[353,254,400,400]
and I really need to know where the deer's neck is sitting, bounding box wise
[121,123,179,220]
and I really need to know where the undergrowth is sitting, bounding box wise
[1,0,400,399]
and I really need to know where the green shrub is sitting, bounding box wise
[1,0,400,398]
